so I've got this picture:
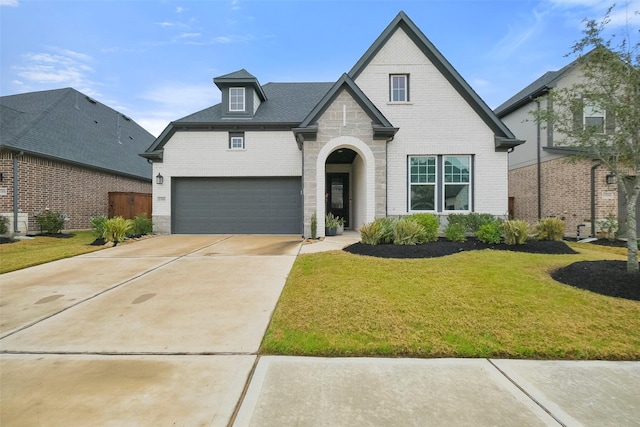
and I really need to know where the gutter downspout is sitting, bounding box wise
[13,151,24,234]
[590,162,601,237]
[536,100,542,220]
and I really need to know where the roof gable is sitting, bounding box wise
[350,11,522,149]
[0,88,154,180]
[294,73,398,142]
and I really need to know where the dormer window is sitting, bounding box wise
[229,87,245,111]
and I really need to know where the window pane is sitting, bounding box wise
[585,117,604,133]
[411,185,435,211]
[444,156,470,183]
[391,75,407,102]
[230,88,245,111]
[410,156,435,184]
[444,184,469,210]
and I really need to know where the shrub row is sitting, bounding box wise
[360,214,566,246]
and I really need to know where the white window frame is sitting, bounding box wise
[408,156,437,212]
[442,155,471,212]
[390,74,408,103]
[229,87,245,112]
[229,133,245,150]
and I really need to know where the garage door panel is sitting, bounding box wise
[172,178,301,234]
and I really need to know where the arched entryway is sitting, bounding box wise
[316,136,376,237]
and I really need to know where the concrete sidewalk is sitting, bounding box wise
[2,232,639,426]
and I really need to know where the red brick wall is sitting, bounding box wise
[0,151,151,232]
[509,157,618,237]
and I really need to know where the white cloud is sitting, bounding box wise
[489,9,547,60]
[177,32,201,39]
[0,0,19,6]
[12,47,99,96]
[135,83,220,136]
[176,6,184,13]
[156,21,175,27]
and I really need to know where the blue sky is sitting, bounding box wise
[1,0,638,137]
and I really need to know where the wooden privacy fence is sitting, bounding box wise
[108,192,152,219]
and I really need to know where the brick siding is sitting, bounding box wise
[509,157,618,237]
[0,151,151,232]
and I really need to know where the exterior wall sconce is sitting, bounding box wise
[605,174,616,185]
[156,173,164,185]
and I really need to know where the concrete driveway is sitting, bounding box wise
[0,234,301,426]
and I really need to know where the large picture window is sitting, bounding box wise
[229,87,245,111]
[409,155,472,212]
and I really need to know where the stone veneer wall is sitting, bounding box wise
[302,89,387,237]
[509,157,618,237]
[0,151,151,233]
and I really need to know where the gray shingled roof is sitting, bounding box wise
[177,82,333,124]
[494,61,577,117]
[0,88,153,180]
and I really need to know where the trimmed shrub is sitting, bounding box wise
[465,213,499,232]
[0,216,8,235]
[104,216,133,246]
[90,215,108,239]
[393,217,426,245]
[377,217,397,244]
[503,220,530,245]
[445,222,467,242]
[475,222,502,244]
[131,213,153,236]
[36,210,65,234]
[408,213,438,242]
[535,217,565,241]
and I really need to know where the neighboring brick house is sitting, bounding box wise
[0,88,154,234]
[142,11,522,236]
[495,56,638,237]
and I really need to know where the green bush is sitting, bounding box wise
[465,213,499,232]
[535,217,565,241]
[0,216,8,235]
[475,222,502,244]
[104,216,133,246]
[90,215,108,239]
[131,213,153,236]
[596,213,618,241]
[377,217,397,244]
[360,221,382,245]
[36,210,65,234]
[393,217,427,245]
[444,222,466,242]
[408,213,438,242]
[502,220,530,245]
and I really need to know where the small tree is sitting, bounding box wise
[531,5,639,272]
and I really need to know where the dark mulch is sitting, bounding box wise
[0,237,15,244]
[27,232,75,239]
[343,238,577,259]
[552,261,640,301]
[588,238,631,248]
[90,238,106,246]
[343,238,640,302]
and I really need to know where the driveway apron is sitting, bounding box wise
[0,234,301,426]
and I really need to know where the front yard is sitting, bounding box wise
[261,242,640,360]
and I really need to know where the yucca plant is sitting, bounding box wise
[104,216,133,246]
[503,220,530,245]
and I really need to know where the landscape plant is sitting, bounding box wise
[475,221,502,244]
[393,217,427,245]
[90,215,108,239]
[131,213,153,236]
[502,220,530,245]
[360,220,382,245]
[444,222,466,242]
[35,210,65,234]
[408,213,438,242]
[0,216,8,235]
[464,213,499,233]
[103,216,133,246]
[596,213,619,241]
[536,217,566,241]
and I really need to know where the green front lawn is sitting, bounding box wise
[0,231,104,274]
[261,243,640,360]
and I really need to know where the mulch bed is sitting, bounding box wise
[343,238,639,302]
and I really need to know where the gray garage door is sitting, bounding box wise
[172,177,302,234]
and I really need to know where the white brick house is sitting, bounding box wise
[142,11,521,236]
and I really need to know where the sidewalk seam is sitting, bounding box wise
[487,359,566,427]
[227,355,261,427]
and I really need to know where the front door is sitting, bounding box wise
[326,173,349,227]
